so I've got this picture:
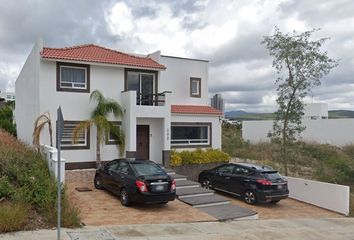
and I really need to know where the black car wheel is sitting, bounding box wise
[201,178,213,189]
[244,190,257,204]
[120,188,131,206]
[94,174,103,190]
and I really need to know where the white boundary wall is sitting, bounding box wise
[285,176,350,216]
[243,119,354,146]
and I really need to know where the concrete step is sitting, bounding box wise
[197,204,258,221]
[179,194,230,207]
[163,169,176,175]
[169,173,187,181]
[175,179,200,189]
[177,187,214,198]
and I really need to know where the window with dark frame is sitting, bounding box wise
[105,121,122,145]
[60,121,90,150]
[190,77,201,97]
[171,123,211,147]
[56,62,90,92]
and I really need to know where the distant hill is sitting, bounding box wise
[328,110,354,119]
[225,110,354,121]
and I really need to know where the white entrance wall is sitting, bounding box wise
[136,118,164,164]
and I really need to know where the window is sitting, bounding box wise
[217,165,235,174]
[131,163,164,176]
[57,62,90,92]
[125,69,157,105]
[190,77,201,97]
[171,123,211,147]
[234,166,251,175]
[105,121,122,145]
[60,121,90,150]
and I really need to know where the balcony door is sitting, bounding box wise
[126,70,156,105]
[140,74,154,105]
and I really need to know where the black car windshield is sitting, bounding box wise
[262,171,283,181]
[132,163,165,176]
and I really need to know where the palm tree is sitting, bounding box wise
[73,90,125,168]
[33,112,53,151]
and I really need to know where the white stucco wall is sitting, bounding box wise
[159,56,209,105]
[243,119,354,146]
[171,114,222,150]
[15,40,42,144]
[286,176,350,215]
[137,118,164,164]
[39,60,125,163]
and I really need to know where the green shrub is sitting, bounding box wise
[170,152,182,166]
[0,130,81,231]
[0,202,29,233]
[171,149,229,166]
[0,176,14,199]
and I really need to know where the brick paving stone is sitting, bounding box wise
[65,170,216,226]
[218,192,344,219]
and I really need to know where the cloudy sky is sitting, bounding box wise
[0,0,353,112]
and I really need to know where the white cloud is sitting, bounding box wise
[105,2,134,36]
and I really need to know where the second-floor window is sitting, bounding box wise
[190,77,201,98]
[57,62,90,93]
[125,69,157,105]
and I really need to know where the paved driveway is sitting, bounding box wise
[224,193,343,219]
[66,170,343,226]
[66,170,215,226]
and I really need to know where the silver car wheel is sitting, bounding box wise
[244,190,256,204]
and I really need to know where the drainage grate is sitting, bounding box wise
[67,230,117,240]
[75,187,92,192]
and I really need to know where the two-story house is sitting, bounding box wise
[15,40,222,169]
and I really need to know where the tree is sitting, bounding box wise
[73,90,125,168]
[0,104,16,137]
[261,28,338,175]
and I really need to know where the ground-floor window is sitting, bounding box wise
[105,121,122,145]
[171,122,211,147]
[60,121,90,150]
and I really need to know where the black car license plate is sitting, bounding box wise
[277,185,283,190]
[155,185,165,191]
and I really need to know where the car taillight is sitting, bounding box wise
[171,180,176,191]
[135,180,148,192]
[257,179,272,185]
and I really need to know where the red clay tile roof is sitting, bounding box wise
[171,105,223,115]
[40,44,166,70]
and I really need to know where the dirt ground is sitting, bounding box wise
[66,170,343,226]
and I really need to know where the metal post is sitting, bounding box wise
[56,107,63,240]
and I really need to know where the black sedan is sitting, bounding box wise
[198,163,289,204]
[94,159,176,206]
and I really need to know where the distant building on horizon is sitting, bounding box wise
[211,93,224,113]
[0,90,15,102]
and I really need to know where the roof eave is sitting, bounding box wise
[41,57,166,71]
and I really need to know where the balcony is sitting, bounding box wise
[136,91,171,106]
[121,90,171,118]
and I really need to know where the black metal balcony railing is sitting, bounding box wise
[136,91,171,106]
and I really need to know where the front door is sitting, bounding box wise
[136,125,149,159]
